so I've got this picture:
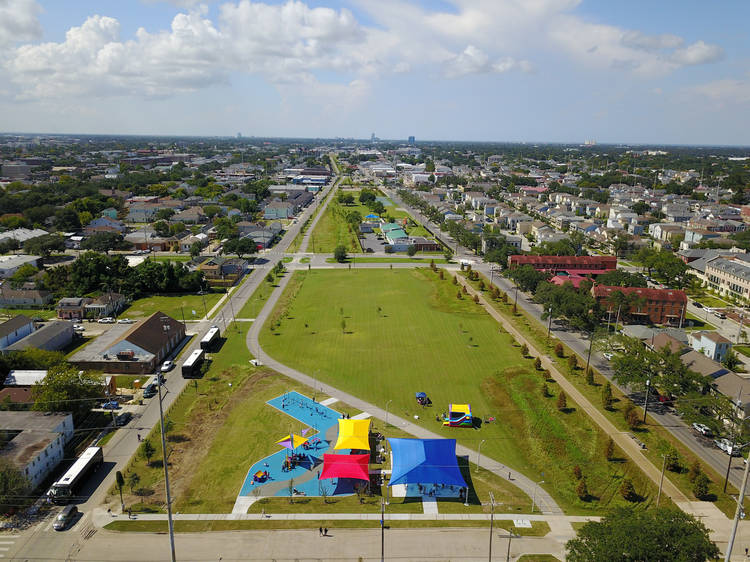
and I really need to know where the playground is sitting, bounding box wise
[236,391,362,500]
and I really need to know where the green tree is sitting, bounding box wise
[190,242,202,258]
[141,439,156,466]
[81,232,131,254]
[334,245,348,263]
[31,365,104,421]
[605,437,615,461]
[0,458,30,513]
[619,478,637,501]
[723,349,741,371]
[520,343,529,357]
[576,477,588,501]
[557,391,567,411]
[23,234,65,257]
[602,382,613,409]
[116,470,125,509]
[566,507,719,562]
[407,245,417,257]
[127,472,140,493]
[692,473,710,499]
[8,263,38,289]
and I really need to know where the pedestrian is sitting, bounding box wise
[319,526,323,536]
[137,433,141,442]
[127,508,132,519]
[324,527,328,536]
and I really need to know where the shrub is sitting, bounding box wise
[456,290,462,300]
[462,285,468,294]
[576,478,588,501]
[688,460,702,483]
[568,355,578,371]
[626,408,641,429]
[542,368,550,380]
[452,275,458,285]
[554,343,564,357]
[557,391,567,411]
[605,437,615,461]
[573,465,582,480]
[586,368,594,385]
[620,478,637,502]
[473,294,480,304]
[430,259,435,270]
[664,447,681,472]
[602,382,613,409]
[439,270,444,280]
[692,473,710,499]
[501,293,508,303]
[478,280,485,291]
[534,357,542,370]
[541,383,550,398]
[520,343,529,357]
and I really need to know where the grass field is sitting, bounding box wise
[310,189,430,253]
[150,255,192,263]
[259,269,664,514]
[237,273,289,318]
[124,293,223,320]
[684,312,716,331]
[460,271,749,518]
[325,257,449,264]
[0,308,56,320]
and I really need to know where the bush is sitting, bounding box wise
[478,280,485,291]
[602,382,613,409]
[439,270,444,280]
[542,368,550,380]
[557,391,567,411]
[501,293,508,303]
[554,343,564,358]
[534,357,542,370]
[688,460,702,483]
[692,473,710,499]
[384,245,394,254]
[334,245,348,263]
[568,355,578,371]
[573,465,582,480]
[520,343,529,357]
[473,294,480,304]
[586,368,594,385]
[620,478,637,502]
[664,447,681,472]
[605,437,615,461]
[452,276,458,285]
[541,383,550,398]
[576,478,589,501]
[626,408,641,429]
[462,285,468,294]
[456,290,462,300]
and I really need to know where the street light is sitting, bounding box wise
[724,408,750,561]
[385,399,393,428]
[476,439,486,474]
[546,307,553,343]
[499,531,520,562]
[642,379,651,423]
[531,480,545,513]
[158,318,177,562]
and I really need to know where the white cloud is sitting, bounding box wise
[0,0,42,47]
[671,40,724,66]
[443,45,530,78]
[690,79,750,105]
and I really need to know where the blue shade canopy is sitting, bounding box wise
[387,438,467,487]
[416,392,427,398]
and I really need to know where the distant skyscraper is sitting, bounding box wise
[237,132,242,139]
[371,132,376,142]
[408,136,415,145]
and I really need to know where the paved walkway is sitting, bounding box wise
[298,176,340,253]
[454,276,731,521]
[246,270,564,516]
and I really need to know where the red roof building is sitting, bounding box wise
[508,255,617,273]
[592,285,687,326]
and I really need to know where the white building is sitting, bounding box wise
[0,411,74,489]
[0,255,40,278]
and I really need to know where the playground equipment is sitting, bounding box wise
[443,403,473,427]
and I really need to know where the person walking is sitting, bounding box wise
[324,527,328,536]
[319,526,323,536]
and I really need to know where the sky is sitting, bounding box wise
[0,0,749,145]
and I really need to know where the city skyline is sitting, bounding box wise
[0,0,749,145]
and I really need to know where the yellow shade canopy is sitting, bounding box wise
[333,418,371,451]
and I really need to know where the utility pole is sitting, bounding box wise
[584,328,595,376]
[725,441,750,561]
[488,492,495,562]
[656,454,666,506]
[642,379,651,423]
[158,321,177,562]
[546,308,553,343]
[380,498,385,562]
[737,312,745,344]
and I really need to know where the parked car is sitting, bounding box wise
[160,360,174,372]
[715,311,727,319]
[117,318,134,324]
[102,400,120,410]
[73,324,85,332]
[603,352,613,360]
[692,422,712,437]
[142,383,157,399]
[115,412,133,427]
[98,317,116,324]
[53,505,78,531]
[693,302,703,308]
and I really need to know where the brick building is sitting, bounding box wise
[592,285,687,326]
[508,254,617,274]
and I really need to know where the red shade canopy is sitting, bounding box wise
[319,453,370,481]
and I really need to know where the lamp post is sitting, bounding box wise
[725,438,750,561]
[546,307,553,343]
[158,319,177,562]
[500,531,519,562]
[488,492,495,562]
[584,327,595,377]
[476,439,486,474]
[531,480,545,513]
[385,399,392,428]
[657,454,666,506]
[380,498,385,562]
[642,379,651,423]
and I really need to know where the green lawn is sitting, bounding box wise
[683,312,716,331]
[310,189,432,253]
[237,274,289,319]
[691,294,730,308]
[150,255,192,263]
[0,308,56,320]
[259,269,664,515]
[123,293,223,320]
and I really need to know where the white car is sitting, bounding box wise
[603,352,614,360]
[97,317,116,324]
[117,318,134,324]
[692,422,712,437]
[160,360,174,372]
[73,324,85,332]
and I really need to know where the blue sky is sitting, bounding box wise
[0,0,748,144]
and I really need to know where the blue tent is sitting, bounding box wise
[365,213,380,219]
[387,438,467,487]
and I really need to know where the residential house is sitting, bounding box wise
[56,297,91,320]
[179,233,208,253]
[0,228,48,245]
[263,201,294,220]
[680,349,730,379]
[0,283,53,307]
[0,315,35,350]
[0,412,74,489]
[198,257,247,287]
[688,331,732,363]
[84,293,128,318]
[3,321,74,352]
[0,255,39,278]
[173,206,206,224]
[84,216,127,235]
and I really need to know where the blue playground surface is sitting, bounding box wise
[237,391,357,498]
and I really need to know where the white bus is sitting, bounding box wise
[181,349,205,378]
[48,447,103,504]
[200,325,221,351]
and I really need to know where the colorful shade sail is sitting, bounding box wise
[276,433,308,450]
[387,438,467,488]
[333,418,371,451]
[319,453,370,481]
